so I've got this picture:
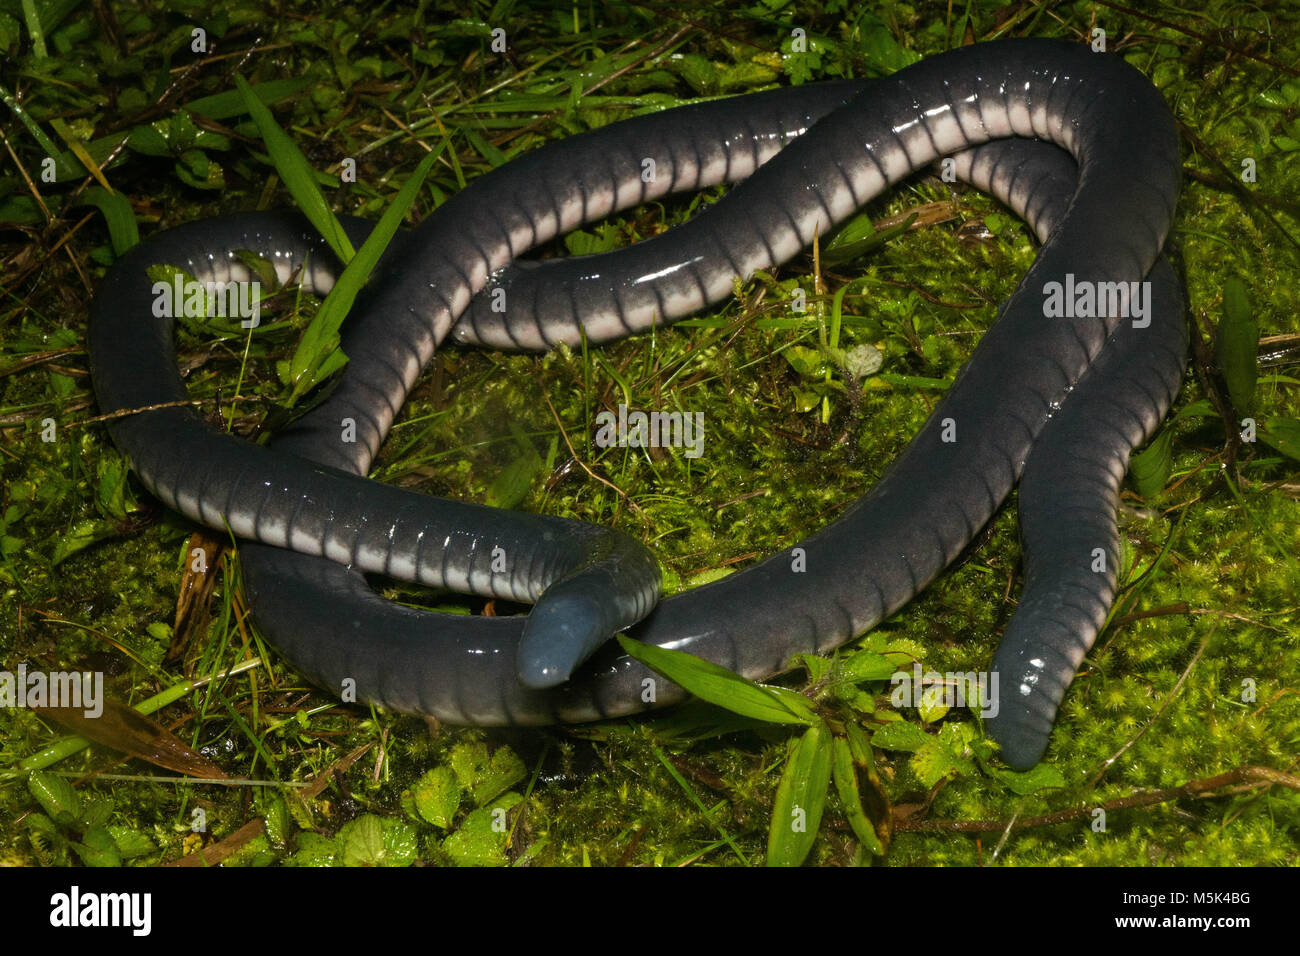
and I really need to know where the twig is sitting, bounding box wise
[1089,618,1219,787]
[542,392,645,517]
[893,765,1300,833]
[1090,0,1300,76]
[161,818,266,867]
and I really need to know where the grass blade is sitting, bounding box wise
[74,186,138,256]
[617,635,817,725]
[234,73,354,264]
[283,147,440,401]
[766,720,832,866]
[186,78,310,121]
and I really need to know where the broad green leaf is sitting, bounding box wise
[792,652,833,685]
[28,770,81,825]
[175,149,224,190]
[832,736,884,855]
[472,748,526,807]
[616,635,817,725]
[1171,398,1218,423]
[81,798,112,828]
[338,816,385,866]
[564,225,619,255]
[485,446,543,509]
[996,763,1066,796]
[73,826,122,868]
[840,649,897,683]
[670,52,721,95]
[410,766,461,829]
[911,744,967,787]
[766,721,833,866]
[258,794,291,848]
[984,211,1011,235]
[1259,417,1300,461]
[910,723,978,788]
[716,60,780,92]
[917,681,951,723]
[285,831,339,867]
[0,11,22,52]
[25,814,64,865]
[856,12,921,72]
[73,187,138,255]
[1130,426,1174,498]
[95,457,133,520]
[845,721,874,766]
[338,814,417,867]
[446,742,527,807]
[0,196,43,225]
[791,386,822,413]
[869,720,931,753]
[1216,277,1257,413]
[106,826,156,860]
[782,345,831,379]
[442,793,523,867]
[1256,87,1297,109]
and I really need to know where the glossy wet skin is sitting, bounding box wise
[88,39,1183,768]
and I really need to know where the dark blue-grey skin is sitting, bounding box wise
[87,221,663,680]
[450,141,1189,768]
[88,39,1183,766]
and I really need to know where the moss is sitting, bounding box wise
[1,0,1297,866]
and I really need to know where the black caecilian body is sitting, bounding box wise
[88,39,1184,770]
